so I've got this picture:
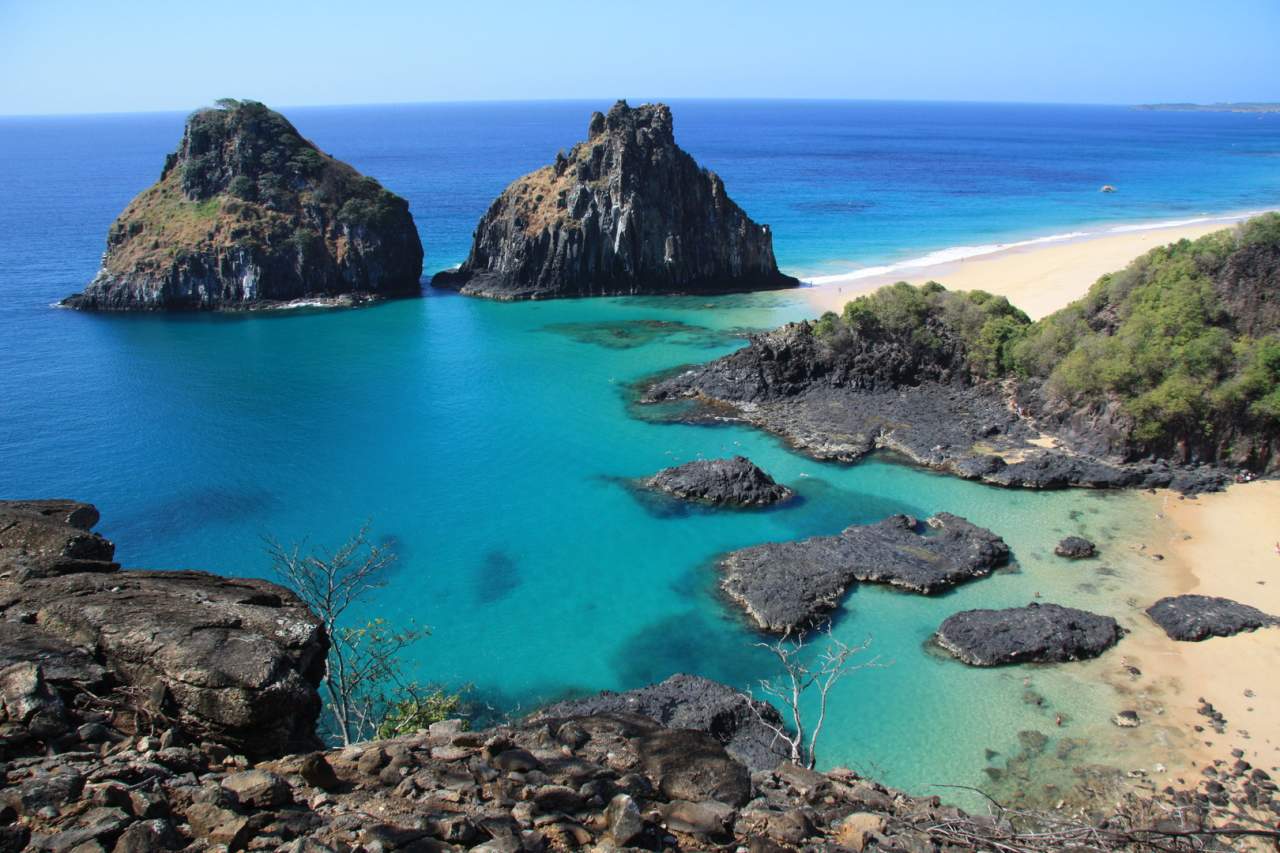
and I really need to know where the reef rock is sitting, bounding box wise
[433,100,797,299]
[63,99,423,310]
[1055,536,1097,559]
[0,500,327,759]
[534,673,789,772]
[720,513,1010,633]
[934,603,1123,666]
[645,456,794,507]
[1146,594,1280,641]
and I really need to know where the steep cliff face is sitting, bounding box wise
[62,99,423,310]
[433,101,798,299]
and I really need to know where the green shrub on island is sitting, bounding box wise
[819,212,1280,461]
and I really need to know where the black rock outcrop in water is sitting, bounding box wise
[62,99,423,310]
[934,603,1123,666]
[432,101,798,300]
[1146,594,1280,641]
[720,513,1010,634]
[0,500,327,759]
[1055,536,1098,559]
[645,456,794,507]
[534,673,789,773]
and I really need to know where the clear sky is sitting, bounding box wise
[2,0,1277,116]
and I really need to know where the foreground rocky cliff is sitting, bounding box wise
[63,99,423,310]
[641,215,1280,488]
[432,101,798,300]
[2,500,1271,851]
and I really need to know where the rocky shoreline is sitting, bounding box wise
[638,322,1232,493]
[4,499,1278,850]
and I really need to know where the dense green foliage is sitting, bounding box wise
[818,213,1280,457]
[813,280,1030,377]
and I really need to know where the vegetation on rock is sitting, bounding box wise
[64,98,423,309]
[811,213,1280,469]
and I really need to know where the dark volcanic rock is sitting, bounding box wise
[645,456,794,507]
[720,513,1010,634]
[1055,536,1097,559]
[0,500,327,759]
[534,673,789,772]
[639,308,1231,493]
[432,100,798,300]
[1146,594,1280,641]
[62,99,423,310]
[934,603,1123,666]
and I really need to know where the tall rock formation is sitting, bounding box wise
[63,99,423,310]
[433,100,798,299]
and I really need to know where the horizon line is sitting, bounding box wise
[1,94,1260,121]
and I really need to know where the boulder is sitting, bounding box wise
[645,456,794,507]
[0,500,327,759]
[635,728,752,807]
[62,99,422,310]
[1146,594,1280,641]
[720,514,1010,633]
[934,603,1123,666]
[1054,536,1097,559]
[433,100,797,300]
[533,673,788,772]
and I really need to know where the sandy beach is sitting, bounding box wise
[1129,482,1280,775]
[801,213,1275,320]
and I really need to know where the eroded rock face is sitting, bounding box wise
[645,456,794,507]
[62,99,423,310]
[534,673,789,772]
[720,514,1010,634]
[934,603,1123,666]
[433,100,798,300]
[1146,594,1280,641]
[0,500,327,760]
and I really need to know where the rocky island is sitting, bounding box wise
[719,513,1010,634]
[644,456,794,508]
[640,214,1280,489]
[934,603,1124,666]
[62,99,423,310]
[432,101,798,300]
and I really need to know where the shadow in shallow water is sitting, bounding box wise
[541,318,754,350]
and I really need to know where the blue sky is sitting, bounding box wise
[2,0,1277,115]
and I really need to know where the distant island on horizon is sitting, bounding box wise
[1135,101,1280,113]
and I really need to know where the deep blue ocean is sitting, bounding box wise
[1,100,1278,798]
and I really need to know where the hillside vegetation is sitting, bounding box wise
[814,213,1280,468]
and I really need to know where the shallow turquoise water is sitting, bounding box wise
[2,101,1273,799]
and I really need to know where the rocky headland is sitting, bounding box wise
[432,101,798,300]
[718,514,1010,634]
[933,603,1124,666]
[643,457,794,508]
[62,99,423,310]
[639,214,1280,490]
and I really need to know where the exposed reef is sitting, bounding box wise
[62,99,423,310]
[644,456,794,508]
[1146,594,1280,641]
[934,603,1123,666]
[719,514,1010,634]
[432,101,798,300]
